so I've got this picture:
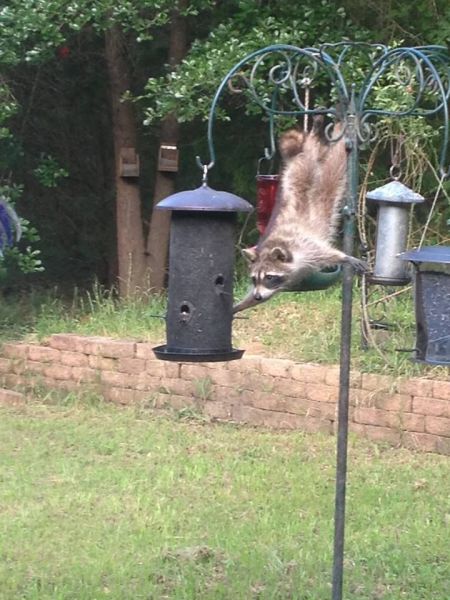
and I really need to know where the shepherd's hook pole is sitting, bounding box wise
[331,108,358,600]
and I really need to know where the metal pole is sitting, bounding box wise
[331,107,358,600]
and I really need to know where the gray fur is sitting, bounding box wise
[234,122,365,314]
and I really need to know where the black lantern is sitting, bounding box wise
[367,181,424,285]
[153,184,253,362]
[401,246,450,365]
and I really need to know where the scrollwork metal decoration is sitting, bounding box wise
[197,42,450,177]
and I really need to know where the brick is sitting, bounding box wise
[425,416,450,437]
[361,373,395,392]
[204,401,233,420]
[48,379,79,391]
[208,385,243,404]
[100,370,141,389]
[72,367,98,383]
[0,358,12,373]
[162,361,181,378]
[271,377,307,398]
[49,334,89,353]
[231,404,332,432]
[227,355,262,373]
[397,377,434,397]
[25,361,46,374]
[43,364,73,380]
[435,436,450,455]
[136,374,165,392]
[284,397,336,420]
[364,424,401,446]
[350,388,376,408]
[180,363,210,380]
[402,432,438,453]
[60,351,89,367]
[0,388,25,405]
[432,380,450,401]
[324,367,361,388]
[87,339,136,359]
[348,421,366,436]
[135,343,156,360]
[2,343,29,359]
[2,373,21,388]
[102,387,149,405]
[305,383,337,403]
[413,396,450,418]
[241,390,286,412]
[354,407,424,432]
[117,357,146,374]
[88,355,117,370]
[259,357,293,378]
[291,363,326,383]
[158,378,195,397]
[354,407,389,427]
[151,392,197,410]
[11,359,26,374]
[28,346,61,363]
[203,369,236,388]
[374,393,412,412]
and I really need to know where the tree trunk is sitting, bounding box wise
[105,25,146,297]
[146,1,188,293]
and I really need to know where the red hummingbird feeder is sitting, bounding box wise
[255,174,279,234]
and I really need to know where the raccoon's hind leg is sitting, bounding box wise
[278,129,306,160]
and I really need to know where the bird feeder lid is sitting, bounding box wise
[156,184,253,213]
[366,181,424,205]
[400,245,450,264]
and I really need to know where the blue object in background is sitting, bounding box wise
[0,197,21,256]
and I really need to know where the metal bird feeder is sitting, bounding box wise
[367,180,424,285]
[401,246,450,365]
[153,184,252,362]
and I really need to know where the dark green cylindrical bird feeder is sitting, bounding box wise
[367,180,424,285]
[401,246,450,365]
[153,184,252,362]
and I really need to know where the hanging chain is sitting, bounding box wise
[301,77,311,132]
[389,133,405,180]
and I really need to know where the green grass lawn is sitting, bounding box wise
[0,394,448,599]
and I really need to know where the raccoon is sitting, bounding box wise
[233,120,365,314]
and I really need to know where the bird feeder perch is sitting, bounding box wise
[401,246,450,365]
[366,180,424,285]
[153,184,252,362]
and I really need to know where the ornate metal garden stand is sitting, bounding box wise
[161,42,450,599]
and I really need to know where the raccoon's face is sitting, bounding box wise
[242,245,293,302]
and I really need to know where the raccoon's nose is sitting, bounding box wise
[254,292,262,301]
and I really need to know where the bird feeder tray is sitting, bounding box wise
[401,245,450,365]
[153,185,253,362]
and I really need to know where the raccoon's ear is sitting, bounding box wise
[270,247,293,263]
[242,246,258,263]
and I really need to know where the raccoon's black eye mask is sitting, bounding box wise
[264,274,285,288]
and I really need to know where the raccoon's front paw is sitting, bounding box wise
[345,255,369,274]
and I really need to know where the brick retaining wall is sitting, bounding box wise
[0,334,449,455]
